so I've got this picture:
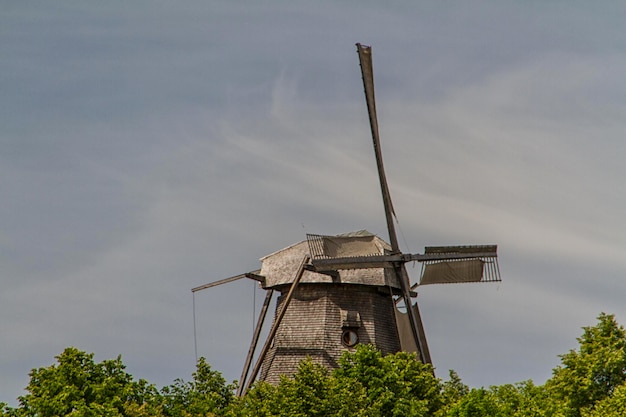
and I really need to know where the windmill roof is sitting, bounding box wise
[336,229,376,237]
[259,230,401,290]
[259,230,378,261]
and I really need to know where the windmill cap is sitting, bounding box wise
[259,231,401,290]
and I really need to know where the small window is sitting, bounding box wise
[341,310,361,328]
[341,329,359,347]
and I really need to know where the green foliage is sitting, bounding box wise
[232,358,366,417]
[335,345,441,416]
[442,387,499,417]
[236,345,442,417]
[547,313,626,417]
[6,312,626,417]
[440,381,557,417]
[0,403,18,417]
[12,347,158,417]
[435,313,626,417]
[160,357,235,417]
[582,382,626,417]
[3,348,234,417]
[439,370,469,408]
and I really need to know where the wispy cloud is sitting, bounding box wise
[3,0,626,405]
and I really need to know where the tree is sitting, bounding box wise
[5,349,237,417]
[160,357,235,417]
[582,381,626,417]
[231,358,355,417]
[14,347,159,417]
[236,345,443,417]
[8,313,626,416]
[440,387,499,417]
[547,313,626,417]
[440,381,562,417]
[437,370,469,414]
[334,345,442,416]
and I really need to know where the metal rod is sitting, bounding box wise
[242,255,310,395]
[237,289,274,397]
[192,292,198,362]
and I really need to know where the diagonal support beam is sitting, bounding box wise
[242,255,310,395]
[237,289,274,397]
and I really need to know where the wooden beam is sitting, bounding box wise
[242,255,310,395]
[237,289,274,397]
[191,270,262,293]
[310,250,498,271]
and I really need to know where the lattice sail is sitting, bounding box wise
[306,232,388,260]
[419,245,500,285]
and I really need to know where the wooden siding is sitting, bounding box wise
[260,283,401,384]
[260,240,402,290]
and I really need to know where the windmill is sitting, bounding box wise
[192,43,500,396]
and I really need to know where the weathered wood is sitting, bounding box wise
[412,301,431,364]
[191,270,262,293]
[237,289,273,397]
[245,272,266,282]
[261,239,401,289]
[357,43,429,364]
[310,251,498,271]
[259,283,402,385]
[356,43,398,252]
[425,244,498,254]
[242,255,309,395]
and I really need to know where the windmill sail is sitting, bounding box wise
[307,233,500,283]
[420,245,501,285]
[306,231,388,259]
[394,304,426,353]
[356,43,431,364]
[194,43,502,390]
[420,259,484,284]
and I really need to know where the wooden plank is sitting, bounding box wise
[310,251,498,271]
[242,255,309,395]
[237,289,274,397]
[191,270,262,293]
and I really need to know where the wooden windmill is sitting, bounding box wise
[192,43,501,396]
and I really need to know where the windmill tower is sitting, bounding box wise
[192,44,501,396]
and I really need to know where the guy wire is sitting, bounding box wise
[252,280,256,332]
[193,292,198,363]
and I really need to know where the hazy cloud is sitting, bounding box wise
[2,0,626,405]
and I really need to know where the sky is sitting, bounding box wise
[3,0,626,405]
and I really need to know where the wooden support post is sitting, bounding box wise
[236,289,274,397]
[242,255,310,395]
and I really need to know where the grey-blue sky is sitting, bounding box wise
[3,0,626,405]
